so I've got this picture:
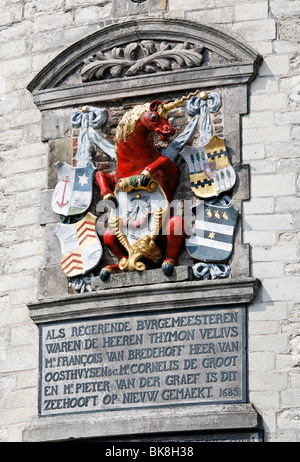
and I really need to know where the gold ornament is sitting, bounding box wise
[109,207,163,272]
[118,175,157,193]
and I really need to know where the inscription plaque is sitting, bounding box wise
[39,306,246,416]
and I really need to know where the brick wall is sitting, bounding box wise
[0,0,299,441]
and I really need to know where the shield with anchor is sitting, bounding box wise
[51,161,96,216]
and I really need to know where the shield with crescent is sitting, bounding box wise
[51,161,96,216]
[186,201,239,263]
[181,136,236,199]
[54,212,102,277]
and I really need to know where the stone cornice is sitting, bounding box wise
[28,276,260,324]
[23,402,260,442]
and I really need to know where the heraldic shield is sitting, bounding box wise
[108,176,169,272]
[54,213,102,277]
[51,162,96,216]
[181,136,236,199]
[187,201,239,262]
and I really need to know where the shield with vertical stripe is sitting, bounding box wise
[186,201,239,262]
[54,212,102,277]
[181,136,236,199]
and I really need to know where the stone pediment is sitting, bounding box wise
[27,18,261,110]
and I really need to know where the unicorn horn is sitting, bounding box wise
[164,90,208,112]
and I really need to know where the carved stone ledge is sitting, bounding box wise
[32,64,258,111]
[23,402,260,442]
[28,275,260,324]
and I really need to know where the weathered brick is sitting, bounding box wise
[252,261,284,278]
[242,143,265,161]
[248,333,289,353]
[263,278,300,302]
[278,17,300,42]
[9,239,44,260]
[248,352,275,371]
[250,93,288,112]
[186,7,234,24]
[235,2,269,21]
[248,302,288,321]
[7,207,40,228]
[0,344,38,373]
[251,174,296,197]
[252,245,297,261]
[249,391,280,409]
[243,111,274,129]
[243,126,291,144]
[74,6,109,25]
[270,0,300,16]
[249,371,288,390]
[0,39,26,61]
[0,272,37,294]
[232,19,276,41]
[243,197,274,214]
[276,196,300,213]
[265,142,300,159]
[5,171,47,193]
[1,57,32,78]
[16,190,40,207]
[248,320,280,335]
[3,156,46,176]
[259,55,290,77]
[170,0,209,8]
[244,230,277,246]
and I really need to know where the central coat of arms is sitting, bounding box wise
[107,176,168,274]
[50,89,239,289]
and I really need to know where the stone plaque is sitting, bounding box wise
[39,306,246,416]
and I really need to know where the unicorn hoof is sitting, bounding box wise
[100,268,111,281]
[162,261,174,276]
[140,172,151,188]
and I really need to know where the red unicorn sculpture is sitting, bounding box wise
[96,99,186,280]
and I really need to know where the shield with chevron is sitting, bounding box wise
[181,136,236,199]
[54,212,102,277]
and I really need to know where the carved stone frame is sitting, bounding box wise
[25,18,262,442]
